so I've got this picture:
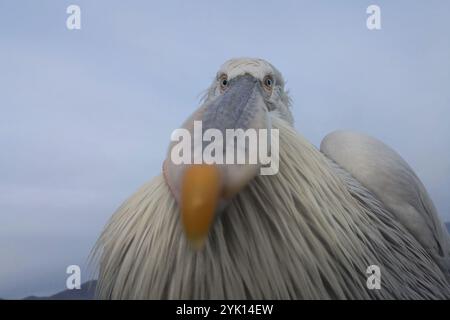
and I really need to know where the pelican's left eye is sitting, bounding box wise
[263,75,274,90]
[219,74,229,91]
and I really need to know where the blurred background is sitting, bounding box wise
[0,0,449,298]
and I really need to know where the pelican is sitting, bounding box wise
[94,58,450,299]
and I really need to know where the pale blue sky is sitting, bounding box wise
[0,1,449,298]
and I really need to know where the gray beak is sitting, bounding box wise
[164,74,272,249]
[202,74,267,133]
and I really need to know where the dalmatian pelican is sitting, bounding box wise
[94,58,450,299]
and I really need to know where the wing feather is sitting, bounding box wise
[321,130,450,278]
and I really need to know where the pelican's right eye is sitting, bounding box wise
[219,74,229,91]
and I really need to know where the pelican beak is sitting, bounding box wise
[181,164,221,249]
[164,74,269,250]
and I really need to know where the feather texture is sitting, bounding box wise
[93,116,450,299]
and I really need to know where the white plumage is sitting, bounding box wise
[94,58,450,299]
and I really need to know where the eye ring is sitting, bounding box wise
[219,74,229,91]
[263,75,274,90]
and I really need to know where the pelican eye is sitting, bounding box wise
[219,74,229,91]
[263,75,274,90]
